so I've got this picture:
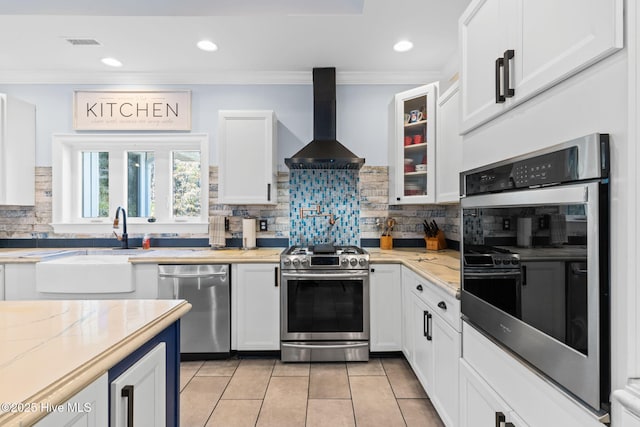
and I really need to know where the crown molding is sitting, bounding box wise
[0,69,443,85]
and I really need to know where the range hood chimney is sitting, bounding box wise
[285,67,365,170]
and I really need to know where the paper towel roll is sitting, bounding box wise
[242,218,256,249]
[549,214,567,247]
[209,216,226,248]
[517,218,532,248]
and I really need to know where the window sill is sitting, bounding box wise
[50,222,209,235]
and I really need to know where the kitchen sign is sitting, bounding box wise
[73,90,191,130]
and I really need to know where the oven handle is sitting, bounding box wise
[281,272,369,280]
[463,271,521,278]
[281,342,368,350]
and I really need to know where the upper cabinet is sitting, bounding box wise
[435,82,462,204]
[218,110,277,205]
[389,83,437,205]
[0,94,35,206]
[459,0,623,134]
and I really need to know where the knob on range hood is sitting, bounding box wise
[285,67,365,170]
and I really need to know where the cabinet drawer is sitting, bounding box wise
[463,321,604,427]
[411,273,460,332]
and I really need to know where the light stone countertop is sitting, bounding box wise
[0,299,191,426]
[0,246,461,297]
[368,248,461,298]
[499,245,587,261]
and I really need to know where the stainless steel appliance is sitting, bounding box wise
[460,133,610,415]
[158,264,230,358]
[280,244,370,362]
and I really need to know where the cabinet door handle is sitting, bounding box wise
[267,183,271,201]
[423,310,429,337]
[495,412,506,427]
[426,311,433,341]
[416,284,423,292]
[275,266,279,287]
[371,268,376,273]
[503,49,515,98]
[122,385,135,426]
[397,197,401,201]
[437,301,447,310]
[495,57,505,103]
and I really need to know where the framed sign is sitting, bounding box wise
[73,90,191,130]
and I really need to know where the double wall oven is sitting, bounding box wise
[460,134,610,415]
[280,244,370,362]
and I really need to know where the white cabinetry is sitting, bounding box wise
[389,84,437,204]
[35,374,108,427]
[459,0,623,134]
[232,263,280,350]
[459,360,527,427]
[401,267,416,360]
[435,81,462,204]
[218,110,277,204]
[111,343,166,427]
[369,264,401,352]
[0,94,35,206]
[461,321,605,427]
[402,267,460,427]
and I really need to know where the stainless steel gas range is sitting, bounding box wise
[280,244,370,362]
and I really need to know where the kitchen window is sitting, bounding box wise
[52,133,209,234]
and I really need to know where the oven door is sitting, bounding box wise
[463,268,522,318]
[280,270,370,341]
[461,181,609,413]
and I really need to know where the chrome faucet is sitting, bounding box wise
[113,206,129,249]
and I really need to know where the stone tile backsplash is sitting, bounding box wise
[0,166,460,244]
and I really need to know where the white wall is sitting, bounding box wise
[0,83,419,168]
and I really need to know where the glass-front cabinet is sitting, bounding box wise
[389,83,437,204]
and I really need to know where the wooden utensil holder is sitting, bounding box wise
[425,231,447,251]
[380,236,393,250]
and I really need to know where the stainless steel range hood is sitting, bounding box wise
[285,68,365,170]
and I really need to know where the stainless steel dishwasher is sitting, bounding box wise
[158,264,230,357]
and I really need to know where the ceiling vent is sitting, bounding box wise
[65,38,101,46]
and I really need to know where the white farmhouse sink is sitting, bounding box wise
[36,255,133,294]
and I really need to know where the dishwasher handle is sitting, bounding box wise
[159,271,227,279]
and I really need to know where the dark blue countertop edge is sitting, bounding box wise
[0,237,460,251]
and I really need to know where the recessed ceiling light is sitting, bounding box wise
[393,40,414,53]
[197,40,218,52]
[101,57,122,67]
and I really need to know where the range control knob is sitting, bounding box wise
[301,257,309,265]
[358,258,367,266]
[341,258,349,266]
[283,259,292,266]
[349,258,358,266]
[292,258,300,267]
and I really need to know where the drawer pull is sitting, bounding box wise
[437,301,447,310]
[416,284,423,292]
[122,385,134,426]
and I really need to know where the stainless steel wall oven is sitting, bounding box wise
[280,244,370,362]
[460,134,610,415]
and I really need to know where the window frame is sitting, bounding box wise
[51,133,209,234]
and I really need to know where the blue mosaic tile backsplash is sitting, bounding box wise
[289,170,360,247]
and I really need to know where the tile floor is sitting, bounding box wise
[180,357,445,427]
